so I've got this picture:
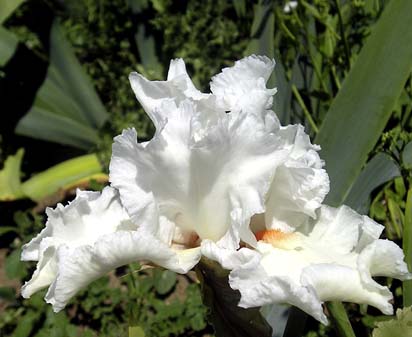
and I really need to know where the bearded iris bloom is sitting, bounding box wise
[21,56,410,323]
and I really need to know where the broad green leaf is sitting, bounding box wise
[21,154,105,201]
[16,106,100,150]
[402,141,412,169]
[197,258,272,337]
[153,269,176,295]
[403,190,412,307]
[372,306,412,337]
[0,0,25,24]
[344,153,401,214]
[48,22,108,128]
[0,26,18,66]
[0,148,24,201]
[315,0,412,206]
[15,21,108,149]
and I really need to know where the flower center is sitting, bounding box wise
[255,229,301,250]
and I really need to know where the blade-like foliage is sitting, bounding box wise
[344,153,401,214]
[315,0,412,206]
[403,189,412,307]
[0,26,18,66]
[403,141,412,169]
[21,154,105,201]
[312,1,412,336]
[0,149,24,201]
[15,21,108,149]
[0,0,25,24]
[245,0,274,59]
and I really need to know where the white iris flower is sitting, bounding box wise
[21,55,410,323]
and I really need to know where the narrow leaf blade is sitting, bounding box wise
[0,149,24,201]
[315,0,412,206]
[0,26,18,66]
[21,154,104,201]
[0,0,25,24]
[344,153,401,214]
[49,22,108,128]
[403,189,412,307]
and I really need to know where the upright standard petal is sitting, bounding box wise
[262,124,329,232]
[21,186,200,312]
[229,205,411,324]
[210,55,277,114]
[110,99,289,247]
[129,58,208,125]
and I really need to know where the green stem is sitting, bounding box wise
[326,302,356,337]
[333,0,351,69]
[403,188,412,307]
[291,84,319,133]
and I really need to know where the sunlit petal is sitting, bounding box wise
[230,205,411,323]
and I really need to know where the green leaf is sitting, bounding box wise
[15,21,108,149]
[21,154,104,201]
[0,0,25,24]
[344,153,401,214]
[402,141,412,169]
[315,0,412,206]
[11,310,41,337]
[0,26,18,66]
[197,258,272,337]
[0,148,25,201]
[16,106,100,150]
[372,306,412,337]
[403,189,412,307]
[245,0,274,59]
[153,269,177,295]
[5,248,27,280]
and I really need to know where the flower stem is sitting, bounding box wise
[291,84,319,133]
[326,302,356,337]
[403,188,412,307]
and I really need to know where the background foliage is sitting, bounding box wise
[0,0,411,336]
